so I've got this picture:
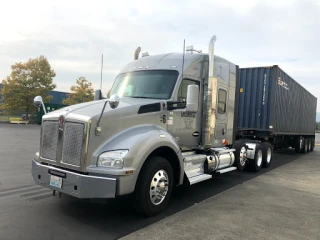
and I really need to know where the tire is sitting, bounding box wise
[306,138,311,153]
[134,156,173,216]
[247,144,263,172]
[310,138,315,152]
[261,142,273,168]
[295,136,303,153]
[301,137,307,154]
[233,141,247,171]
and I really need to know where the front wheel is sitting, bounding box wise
[134,156,173,216]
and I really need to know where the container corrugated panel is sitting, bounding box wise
[237,66,317,135]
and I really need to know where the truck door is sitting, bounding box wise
[167,78,201,150]
[214,86,228,145]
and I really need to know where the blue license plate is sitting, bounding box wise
[50,175,63,188]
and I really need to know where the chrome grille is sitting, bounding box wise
[41,121,59,160]
[61,122,85,166]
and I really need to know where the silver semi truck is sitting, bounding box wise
[32,35,278,216]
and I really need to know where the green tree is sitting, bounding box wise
[0,56,56,117]
[62,77,94,105]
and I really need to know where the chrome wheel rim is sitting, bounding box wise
[257,150,263,166]
[267,148,272,163]
[149,170,169,205]
[239,147,247,166]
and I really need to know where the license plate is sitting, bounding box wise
[50,175,63,188]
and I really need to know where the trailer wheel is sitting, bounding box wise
[306,138,311,152]
[261,142,272,168]
[295,136,303,153]
[134,156,173,216]
[248,144,263,172]
[233,141,247,171]
[301,138,307,154]
[310,138,315,152]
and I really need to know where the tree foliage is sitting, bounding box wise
[62,77,94,105]
[0,56,56,117]
[106,89,111,98]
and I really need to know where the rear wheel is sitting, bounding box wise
[295,136,303,153]
[301,138,307,153]
[248,144,263,172]
[261,142,273,168]
[233,141,248,171]
[306,138,311,152]
[134,156,173,216]
[310,138,315,152]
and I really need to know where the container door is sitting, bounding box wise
[215,86,228,144]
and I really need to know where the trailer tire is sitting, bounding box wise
[301,138,307,154]
[261,142,272,168]
[295,136,303,153]
[134,156,173,216]
[306,138,311,152]
[247,144,263,172]
[233,141,247,171]
[310,138,315,152]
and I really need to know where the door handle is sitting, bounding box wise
[222,129,225,135]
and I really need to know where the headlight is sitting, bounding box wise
[97,150,128,168]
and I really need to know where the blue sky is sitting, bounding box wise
[0,0,319,110]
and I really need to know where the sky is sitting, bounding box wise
[0,0,319,110]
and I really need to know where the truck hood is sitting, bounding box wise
[44,98,162,120]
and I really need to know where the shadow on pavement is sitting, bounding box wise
[58,149,305,239]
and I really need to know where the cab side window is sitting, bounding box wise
[218,89,227,114]
[177,79,200,102]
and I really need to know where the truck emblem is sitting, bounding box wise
[59,115,65,131]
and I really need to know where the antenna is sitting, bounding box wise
[100,54,103,89]
[181,39,185,80]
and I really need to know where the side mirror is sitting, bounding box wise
[34,96,47,114]
[109,94,120,109]
[186,85,199,112]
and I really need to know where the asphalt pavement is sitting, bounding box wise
[0,124,319,240]
[123,143,320,240]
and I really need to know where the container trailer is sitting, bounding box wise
[237,66,317,153]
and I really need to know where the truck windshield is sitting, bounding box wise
[110,70,179,99]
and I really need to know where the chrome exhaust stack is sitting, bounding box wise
[202,35,218,147]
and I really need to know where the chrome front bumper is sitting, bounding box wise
[32,159,117,198]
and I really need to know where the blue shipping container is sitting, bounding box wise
[237,65,317,135]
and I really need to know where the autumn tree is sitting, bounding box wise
[62,77,94,105]
[106,89,111,98]
[0,56,56,117]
